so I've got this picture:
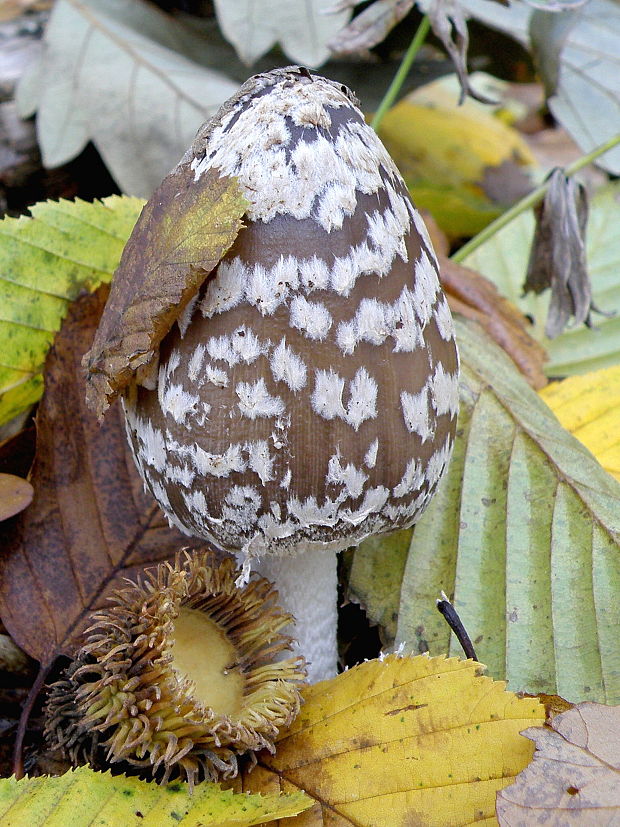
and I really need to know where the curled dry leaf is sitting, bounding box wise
[440,256,548,389]
[417,0,496,104]
[497,702,620,824]
[327,0,414,54]
[0,473,33,522]
[83,167,247,420]
[0,287,203,669]
[524,168,598,338]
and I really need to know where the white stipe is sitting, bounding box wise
[247,547,338,684]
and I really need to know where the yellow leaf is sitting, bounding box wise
[376,74,536,239]
[241,655,545,826]
[539,365,620,482]
[0,767,312,827]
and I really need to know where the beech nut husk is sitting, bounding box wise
[44,552,306,786]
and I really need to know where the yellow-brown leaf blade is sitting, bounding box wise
[84,167,247,418]
[242,655,545,826]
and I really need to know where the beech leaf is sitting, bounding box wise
[238,655,545,825]
[0,767,312,826]
[377,81,535,238]
[0,474,33,522]
[0,287,203,669]
[440,256,548,389]
[497,702,620,824]
[0,195,143,426]
[83,167,247,419]
[391,317,620,702]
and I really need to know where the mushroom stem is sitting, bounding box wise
[249,547,338,684]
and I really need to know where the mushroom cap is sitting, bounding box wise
[123,67,459,561]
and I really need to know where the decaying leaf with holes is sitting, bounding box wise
[108,67,460,684]
[497,702,620,824]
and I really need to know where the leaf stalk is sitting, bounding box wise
[371,15,431,131]
[452,132,620,263]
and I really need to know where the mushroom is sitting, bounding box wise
[121,67,459,683]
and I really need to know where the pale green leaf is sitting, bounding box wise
[392,317,620,703]
[0,195,144,425]
[0,767,312,826]
[531,0,620,176]
[462,184,620,376]
[17,0,238,197]
[212,0,350,67]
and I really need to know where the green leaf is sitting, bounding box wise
[462,183,620,376]
[0,768,312,826]
[391,317,620,703]
[17,0,239,196]
[0,195,144,426]
[347,528,411,645]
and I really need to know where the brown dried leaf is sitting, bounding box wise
[83,167,247,420]
[0,287,203,666]
[417,0,496,105]
[524,169,591,338]
[440,256,548,389]
[0,474,33,522]
[327,0,414,54]
[497,702,620,824]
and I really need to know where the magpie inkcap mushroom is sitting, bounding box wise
[121,67,460,682]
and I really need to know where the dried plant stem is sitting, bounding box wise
[452,132,620,264]
[13,662,52,779]
[371,15,431,132]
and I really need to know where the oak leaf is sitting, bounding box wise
[497,702,620,824]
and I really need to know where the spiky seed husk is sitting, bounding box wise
[45,551,306,786]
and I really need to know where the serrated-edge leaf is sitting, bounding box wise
[0,195,143,426]
[0,767,312,827]
[396,317,620,702]
[241,655,545,826]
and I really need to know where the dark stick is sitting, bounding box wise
[13,661,51,779]
[436,591,478,661]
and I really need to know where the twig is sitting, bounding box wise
[452,132,620,263]
[436,591,477,661]
[371,15,431,132]
[13,661,51,779]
